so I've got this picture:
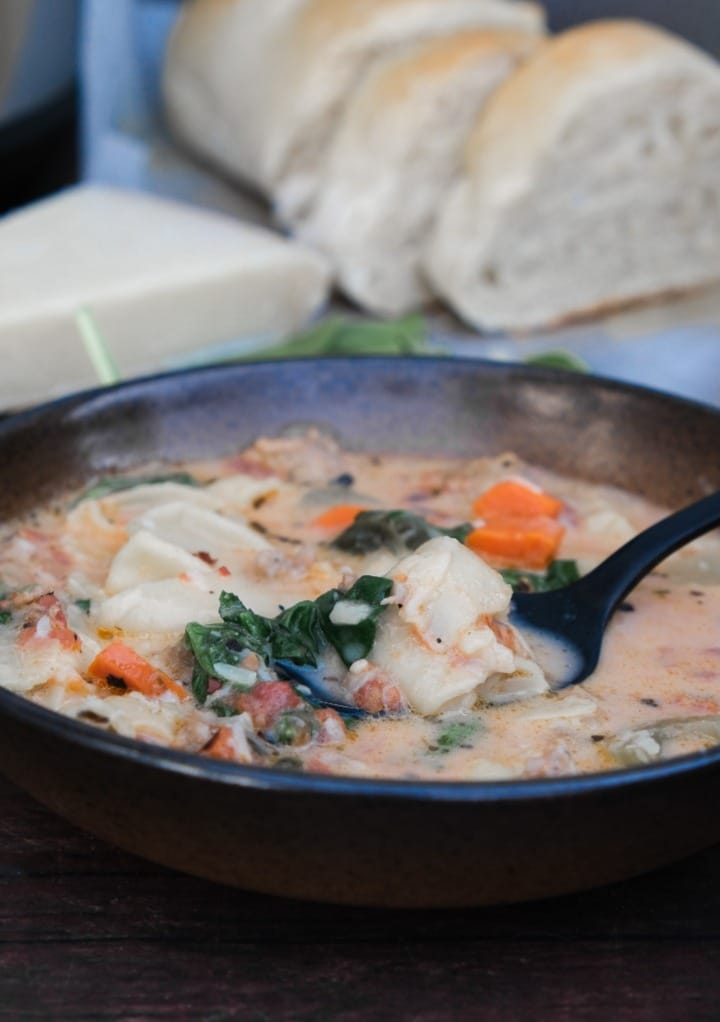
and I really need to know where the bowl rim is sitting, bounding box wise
[2,354,720,804]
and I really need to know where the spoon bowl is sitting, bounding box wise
[278,489,720,711]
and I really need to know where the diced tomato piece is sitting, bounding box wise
[235,681,303,730]
[18,594,81,651]
[355,678,405,714]
[314,707,348,744]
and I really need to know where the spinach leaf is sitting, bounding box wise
[272,601,327,666]
[75,472,199,504]
[333,509,472,556]
[0,610,10,625]
[185,577,393,703]
[317,575,393,667]
[218,591,325,667]
[431,719,481,754]
[500,559,580,593]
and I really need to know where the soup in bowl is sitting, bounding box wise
[0,357,718,906]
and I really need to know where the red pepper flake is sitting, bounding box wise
[194,550,217,566]
[218,566,231,577]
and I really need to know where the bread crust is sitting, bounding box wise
[463,19,720,179]
[424,18,720,331]
[301,29,538,314]
[164,0,545,202]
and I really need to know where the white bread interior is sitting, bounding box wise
[0,186,330,409]
[424,20,720,331]
[299,30,539,315]
[163,0,546,223]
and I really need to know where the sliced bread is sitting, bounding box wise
[163,0,546,223]
[424,20,720,331]
[299,29,539,315]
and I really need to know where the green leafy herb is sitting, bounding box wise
[267,708,319,746]
[525,351,590,373]
[0,610,10,625]
[74,599,92,615]
[273,756,304,772]
[211,703,240,719]
[500,559,580,593]
[316,575,394,667]
[333,509,472,557]
[432,719,481,755]
[242,314,432,361]
[75,472,199,504]
[185,577,393,703]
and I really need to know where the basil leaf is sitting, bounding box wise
[333,509,472,556]
[76,472,199,504]
[501,559,580,593]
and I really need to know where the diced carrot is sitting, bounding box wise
[87,640,188,701]
[472,480,563,520]
[311,504,368,530]
[203,726,238,761]
[466,516,565,570]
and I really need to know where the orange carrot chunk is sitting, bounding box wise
[87,640,188,701]
[312,504,368,530]
[466,516,565,570]
[472,480,563,520]
[203,727,238,761]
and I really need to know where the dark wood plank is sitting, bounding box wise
[3,774,720,1020]
[1,940,718,1021]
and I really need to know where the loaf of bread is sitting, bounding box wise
[424,20,720,330]
[163,0,546,224]
[0,186,330,409]
[297,29,539,315]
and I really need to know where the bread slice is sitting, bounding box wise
[299,30,539,315]
[424,20,720,332]
[163,0,546,222]
[0,186,330,409]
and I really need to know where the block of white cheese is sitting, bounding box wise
[0,185,331,409]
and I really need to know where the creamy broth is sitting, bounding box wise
[1,429,720,780]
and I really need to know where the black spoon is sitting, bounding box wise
[278,490,720,713]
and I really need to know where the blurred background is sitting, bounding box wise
[1,0,718,215]
[1,0,719,406]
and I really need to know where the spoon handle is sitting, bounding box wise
[576,489,720,617]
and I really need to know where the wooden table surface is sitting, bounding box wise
[2,774,719,1020]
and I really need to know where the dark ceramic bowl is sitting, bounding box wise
[1,357,719,908]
